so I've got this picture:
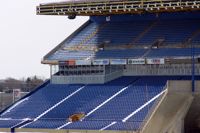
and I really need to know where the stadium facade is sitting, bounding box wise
[1,0,200,132]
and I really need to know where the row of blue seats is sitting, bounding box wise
[63,21,149,47]
[1,84,83,119]
[147,48,200,58]
[87,21,150,46]
[0,76,198,130]
[137,19,200,45]
[0,77,136,128]
[64,22,99,46]
[22,76,186,130]
[28,77,136,121]
[47,48,200,60]
[85,77,166,122]
[62,18,200,48]
[24,76,163,130]
[46,16,200,61]
[0,119,22,128]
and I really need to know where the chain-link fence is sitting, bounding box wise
[0,92,29,112]
[0,92,12,111]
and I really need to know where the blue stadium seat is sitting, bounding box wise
[46,17,200,61]
[1,84,84,119]
[137,19,200,45]
[146,48,200,58]
[0,76,197,130]
[0,119,23,128]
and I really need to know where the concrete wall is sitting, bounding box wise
[0,128,10,132]
[142,80,196,133]
[184,94,200,133]
[167,80,200,93]
[195,81,200,93]
[142,93,193,133]
[51,71,123,84]
[167,81,192,93]
[124,64,200,76]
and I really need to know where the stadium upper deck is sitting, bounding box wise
[36,0,200,65]
[42,12,200,64]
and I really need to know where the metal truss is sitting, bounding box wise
[37,0,200,16]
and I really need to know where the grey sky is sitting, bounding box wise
[0,0,88,79]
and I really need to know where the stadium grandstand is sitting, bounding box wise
[1,0,200,133]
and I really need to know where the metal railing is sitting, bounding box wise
[37,0,200,16]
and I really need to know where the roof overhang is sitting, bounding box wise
[41,60,59,65]
[37,0,200,16]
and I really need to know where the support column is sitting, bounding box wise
[191,42,195,93]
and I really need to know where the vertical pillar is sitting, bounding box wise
[11,128,15,133]
[191,42,195,93]
[50,65,52,83]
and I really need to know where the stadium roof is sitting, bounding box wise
[37,0,200,16]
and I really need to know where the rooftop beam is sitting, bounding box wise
[37,0,200,16]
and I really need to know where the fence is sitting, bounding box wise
[0,92,29,112]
